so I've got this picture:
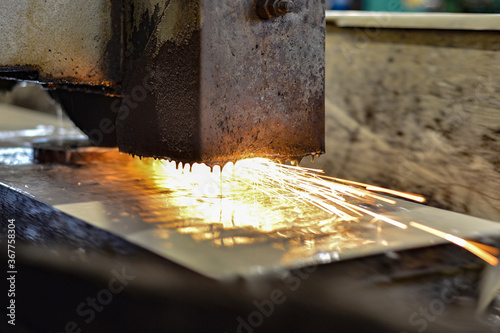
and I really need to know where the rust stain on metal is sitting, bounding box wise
[117,0,202,162]
[117,0,325,166]
[0,0,121,86]
[156,0,199,48]
[0,0,325,166]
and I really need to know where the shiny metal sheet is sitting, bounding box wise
[2,105,500,279]
[53,194,500,278]
[1,148,500,279]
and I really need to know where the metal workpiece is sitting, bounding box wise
[2,142,500,280]
[117,0,326,165]
[3,102,500,333]
[0,0,325,165]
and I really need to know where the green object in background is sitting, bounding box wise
[363,0,406,11]
[362,0,432,11]
[362,0,500,12]
[443,0,461,12]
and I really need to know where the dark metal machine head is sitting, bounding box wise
[0,0,325,166]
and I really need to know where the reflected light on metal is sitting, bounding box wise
[137,157,498,266]
[137,158,415,248]
[146,157,420,227]
[410,222,499,266]
[136,157,374,251]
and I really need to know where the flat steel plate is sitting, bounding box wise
[2,104,500,279]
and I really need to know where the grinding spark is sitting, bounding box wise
[148,157,499,266]
[234,159,498,266]
[229,159,413,229]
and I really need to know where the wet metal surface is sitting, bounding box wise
[0,102,85,148]
[2,106,500,280]
[1,147,500,279]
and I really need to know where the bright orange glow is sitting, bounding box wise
[409,222,499,266]
[143,158,422,231]
[364,186,426,203]
[327,177,426,203]
[467,241,500,257]
[137,157,498,266]
[138,157,368,254]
